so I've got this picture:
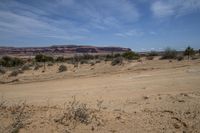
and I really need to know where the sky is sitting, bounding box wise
[0,0,200,51]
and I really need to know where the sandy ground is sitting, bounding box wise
[0,58,200,133]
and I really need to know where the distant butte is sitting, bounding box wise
[0,45,131,55]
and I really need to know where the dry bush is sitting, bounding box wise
[95,60,101,64]
[9,70,20,77]
[80,60,89,64]
[0,101,29,133]
[8,102,27,133]
[54,97,103,130]
[111,57,123,66]
[192,56,199,60]
[47,63,54,66]
[0,67,6,74]
[74,63,78,68]
[34,64,43,70]
[161,48,177,59]
[21,64,31,71]
[90,62,95,66]
[146,56,154,60]
[59,65,67,72]
[176,56,184,61]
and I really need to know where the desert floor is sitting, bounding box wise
[0,58,200,133]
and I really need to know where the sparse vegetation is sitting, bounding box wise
[148,51,158,56]
[56,56,65,62]
[146,56,154,60]
[0,56,24,67]
[34,63,42,70]
[47,63,54,66]
[161,48,177,59]
[176,56,184,61]
[35,54,54,63]
[184,46,195,60]
[21,64,31,71]
[0,67,6,74]
[90,62,95,66]
[35,54,54,72]
[59,65,67,72]
[9,70,20,77]
[111,57,123,66]
[54,96,103,130]
[122,51,140,60]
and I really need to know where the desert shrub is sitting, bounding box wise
[35,54,54,62]
[55,97,92,126]
[59,65,67,72]
[90,62,95,66]
[111,57,123,66]
[0,67,6,74]
[161,48,177,59]
[56,56,65,62]
[8,101,28,133]
[114,53,121,58]
[0,56,24,67]
[47,63,54,66]
[74,63,78,68]
[34,64,42,70]
[148,51,158,56]
[9,70,20,77]
[184,46,195,60]
[35,54,45,62]
[80,60,88,64]
[21,64,31,71]
[192,56,198,60]
[146,56,154,60]
[95,60,101,63]
[176,56,184,61]
[122,51,140,60]
[104,54,114,61]
[82,54,95,60]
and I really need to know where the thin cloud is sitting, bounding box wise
[151,0,200,18]
[115,30,144,37]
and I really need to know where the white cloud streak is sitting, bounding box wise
[151,0,200,18]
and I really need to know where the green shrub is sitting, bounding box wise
[161,48,177,59]
[59,65,67,72]
[184,46,195,60]
[122,51,140,60]
[56,56,65,62]
[35,54,54,62]
[114,53,121,58]
[111,57,123,66]
[0,56,24,67]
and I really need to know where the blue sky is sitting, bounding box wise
[0,0,200,51]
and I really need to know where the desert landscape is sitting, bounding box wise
[0,49,200,133]
[1,0,200,132]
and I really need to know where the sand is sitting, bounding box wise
[0,58,200,132]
